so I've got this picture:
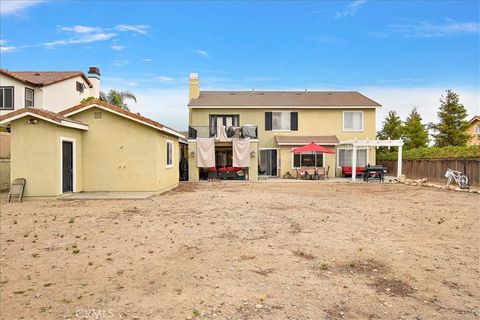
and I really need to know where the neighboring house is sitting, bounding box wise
[187,73,381,181]
[467,115,480,146]
[0,100,184,197]
[0,67,100,115]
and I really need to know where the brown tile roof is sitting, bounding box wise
[0,107,88,127]
[188,91,381,107]
[59,99,183,138]
[0,69,93,87]
[275,135,339,145]
[468,115,479,123]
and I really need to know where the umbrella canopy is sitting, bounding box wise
[292,142,335,154]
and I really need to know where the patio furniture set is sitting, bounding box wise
[207,167,246,180]
[296,166,329,180]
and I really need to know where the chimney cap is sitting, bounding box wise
[189,72,198,79]
[88,66,100,76]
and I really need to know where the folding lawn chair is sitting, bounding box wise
[8,178,26,203]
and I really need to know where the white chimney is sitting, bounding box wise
[87,66,101,98]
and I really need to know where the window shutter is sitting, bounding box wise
[265,112,272,131]
[290,112,298,131]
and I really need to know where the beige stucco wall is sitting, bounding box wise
[189,108,377,148]
[0,74,98,115]
[42,77,98,112]
[71,108,179,192]
[190,107,377,177]
[9,119,83,197]
[467,119,479,146]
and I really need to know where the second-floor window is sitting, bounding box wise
[76,81,84,93]
[166,140,174,168]
[25,88,34,107]
[343,111,363,131]
[265,111,298,131]
[475,125,480,135]
[0,87,14,110]
[273,111,291,130]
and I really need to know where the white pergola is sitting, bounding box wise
[339,138,404,182]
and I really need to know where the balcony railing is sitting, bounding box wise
[188,125,258,140]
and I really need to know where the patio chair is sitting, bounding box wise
[317,167,326,180]
[8,178,26,203]
[307,167,316,180]
[296,168,307,180]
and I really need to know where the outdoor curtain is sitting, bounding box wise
[196,137,215,168]
[215,125,231,142]
[232,138,251,167]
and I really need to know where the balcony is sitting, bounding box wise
[188,125,258,140]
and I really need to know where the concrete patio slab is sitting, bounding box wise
[58,192,156,200]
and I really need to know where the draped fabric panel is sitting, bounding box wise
[232,138,251,168]
[196,138,215,168]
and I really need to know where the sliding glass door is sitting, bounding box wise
[259,149,278,176]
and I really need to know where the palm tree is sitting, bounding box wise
[99,90,137,111]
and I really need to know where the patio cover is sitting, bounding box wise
[292,142,335,154]
[339,138,404,182]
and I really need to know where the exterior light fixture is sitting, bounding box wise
[27,118,38,125]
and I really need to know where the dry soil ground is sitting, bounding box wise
[0,182,479,320]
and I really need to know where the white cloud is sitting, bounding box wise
[110,44,125,51]
[125,88,189,131]
[389,19,480,38]
[0,0,46,15]
[156,76,174,82]
[143,58,153,62]
[360,86,479,130]
[112,60,131,66]
[0,39,16,52]
[335,0,366,19]
[114,24,149,35]
[59,25,102,34]
[69,33,116,44]
[194,49,209,58]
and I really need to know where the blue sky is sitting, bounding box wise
[1,0,479,130]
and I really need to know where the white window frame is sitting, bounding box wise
[291,148,326,169]
[0,86,14,110]
[25,87,34,107]
[336,147,369,168]
[166,140,174,168]
[59,137,77,194]
[343,111,364,132]
[272,111,291,131]
[475,125,480,135]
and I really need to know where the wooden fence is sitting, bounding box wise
[378,159,480,187]
[0,132,10,159]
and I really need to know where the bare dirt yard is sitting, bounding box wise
[0,182,479,320]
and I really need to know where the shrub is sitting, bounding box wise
[377,145,480,161]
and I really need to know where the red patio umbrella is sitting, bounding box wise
[292,142,335,154]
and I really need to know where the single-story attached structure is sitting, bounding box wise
[0,100,184,198]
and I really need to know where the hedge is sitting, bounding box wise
[377,145,480,161]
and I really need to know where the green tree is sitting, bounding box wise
[377,111,403,140]
[430,90,469,147]
[80,96,96,104]
[377,111,403,155]
[99,90,137,111]
[402,108,429,149]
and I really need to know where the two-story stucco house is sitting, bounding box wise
[467,115,480,146]
[0,66,100,115]
[187,73,381,181]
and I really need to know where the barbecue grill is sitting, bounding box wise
[363,165,387,182]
